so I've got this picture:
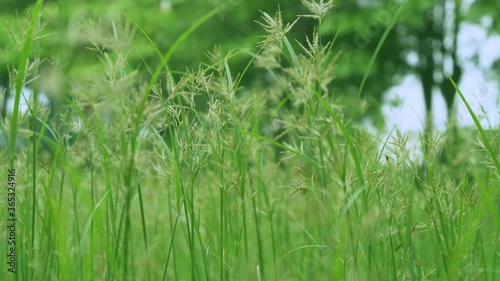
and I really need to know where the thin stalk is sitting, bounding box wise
[137,183,149,251]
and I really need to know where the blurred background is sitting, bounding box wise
[0,0,499,135]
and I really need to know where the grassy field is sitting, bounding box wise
[1,2,500,280]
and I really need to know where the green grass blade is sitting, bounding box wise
[243,130,322,169]
[450,77,500,176]
[137,183,149,251]
[79,190,111,254]
[356,1,407,99]
[315,92,365,188]
[9,0,43,158]
[128,7,221,168]
[283,36,302,72]
[125,14,177,88]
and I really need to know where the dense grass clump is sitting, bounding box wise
[1,2,499,281]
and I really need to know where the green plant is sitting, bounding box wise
[0,2,499,281]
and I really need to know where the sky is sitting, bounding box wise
[379,21,500,161]
[383,22,500,133]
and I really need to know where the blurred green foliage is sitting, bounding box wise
[0,0,498,127]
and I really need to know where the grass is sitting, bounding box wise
[1,2,500,281]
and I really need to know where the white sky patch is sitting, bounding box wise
[384,23,500,134]
[160,0,172,11]
[5,87,50,116]
[380,22,500,161]
[479,37,500,68]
